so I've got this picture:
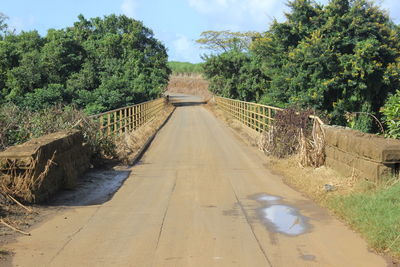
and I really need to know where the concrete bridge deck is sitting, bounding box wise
[7,94,386,266]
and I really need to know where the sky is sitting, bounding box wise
[2,0,400,63]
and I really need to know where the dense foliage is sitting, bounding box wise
[168,61,203,74]
[381,89,400,138]
[0,14,170,114]
[202,0,400,133]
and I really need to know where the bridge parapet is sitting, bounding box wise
[0,130,90,203]
[215,95,400,181]
[324,125,400,181]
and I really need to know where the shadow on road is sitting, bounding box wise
[167,94,207,107]
[171,101,207,107]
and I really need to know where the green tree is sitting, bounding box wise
[23,84,64,111]
[0,13,170,113]
[196,30,258,53]
[0,13,8,37]
[252,0,400,131]
[41,29,84,84]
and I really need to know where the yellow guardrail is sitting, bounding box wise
[90,97,167,137]
[215,96,325,132]
[215,96,283,132]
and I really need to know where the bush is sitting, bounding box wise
[0,103,115,157]
[381,90,400,139]
[259,107,313,158]
[23,84,64,111]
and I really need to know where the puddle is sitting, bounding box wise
[250,193,310,236]
[260,205,307,236]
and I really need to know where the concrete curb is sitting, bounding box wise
[128,105,176,166]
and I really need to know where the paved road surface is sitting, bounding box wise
[7,94,386,266]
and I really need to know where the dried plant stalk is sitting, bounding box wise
[298,119,325,168]
[0,219,30,236]
[0,151,56,203]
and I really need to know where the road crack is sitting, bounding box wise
[48,206,101,265]
[155,175,177,250]
[227,180,274,267]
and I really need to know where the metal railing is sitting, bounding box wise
[215,96,283,132]
[90,97,167,137]
[215,96,325,132]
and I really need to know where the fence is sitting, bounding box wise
[90,97,167,137]
[215,96,283,132]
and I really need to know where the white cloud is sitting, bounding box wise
[121,0,137,17]
[172,34,201,62]
[187,0,288,31]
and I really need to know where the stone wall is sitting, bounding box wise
[0,130,91,203]
[323,125,400,181]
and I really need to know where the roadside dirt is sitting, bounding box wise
[167,74,212,101]
[3,94,388,266]
[0,105,175,266]
[0,165,132,265]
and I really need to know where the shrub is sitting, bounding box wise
[259,107,312,158]
[0,103,115,157]
[381,90,400,139]
[23,84,64,111]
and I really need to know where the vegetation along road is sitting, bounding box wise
[6,95,387,266]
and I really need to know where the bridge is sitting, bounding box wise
[5,94,387,266]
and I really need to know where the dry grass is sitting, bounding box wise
[167,74,212,101]
[114,105,174,164]
[266,156,359,203]
[207,101,362,202]
[1,152,56,203]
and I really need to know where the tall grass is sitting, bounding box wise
[168,61,203,75]
[328,179,400,258]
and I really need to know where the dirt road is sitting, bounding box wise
[6,95,386,266]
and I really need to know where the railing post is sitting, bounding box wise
[119,109,123,135]
[139,104,142,127]
[268,108,272,129]
[256,105,260,132]
[129,107,132,131]
[241,101,243,124]
[124,108,129,133]
[134,105,137,130]
[107,113,111,136]
[100,116,104,137]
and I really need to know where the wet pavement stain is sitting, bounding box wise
[301,254,316,261]
[251,193,310,236]
[251,193,281,203]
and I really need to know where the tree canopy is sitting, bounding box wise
[0,14,171,114]
[201,0,400,133]
[196,30,258,53]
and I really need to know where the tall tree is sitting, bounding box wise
[196,30,258,53]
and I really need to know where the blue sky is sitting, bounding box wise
[2,0,399,63]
